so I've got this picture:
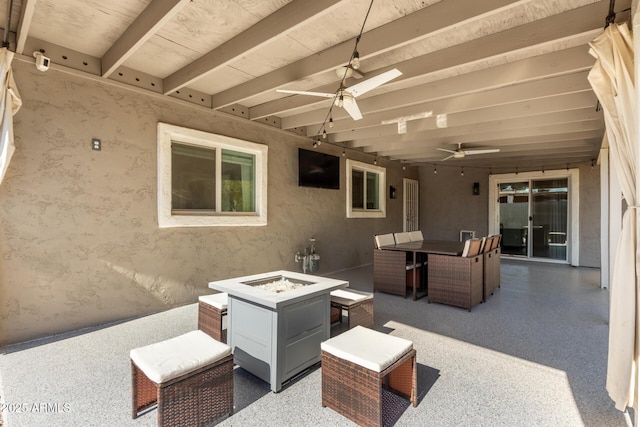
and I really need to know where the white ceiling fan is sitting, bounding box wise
[437,143,500,161]
[276,68,402,120]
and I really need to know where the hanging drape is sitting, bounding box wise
[588,22,638,412]
[0,47,22,185]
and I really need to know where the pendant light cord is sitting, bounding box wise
[314,0,375,147]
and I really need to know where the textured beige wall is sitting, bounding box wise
[0,61,417,346]
[578,163,601,268]
[419,166,489,241]
[419,164,601,267]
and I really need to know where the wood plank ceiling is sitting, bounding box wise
[0,0,632,172]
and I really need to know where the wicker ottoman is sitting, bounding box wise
[198,293,228,343]
[330,289,374,329]
[321,326,417,427]
[131,330,233,427]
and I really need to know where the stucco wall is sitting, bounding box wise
[0,61,416,346]
[418,166,489,241]
[418,164,601,268]
[578,163,601,268]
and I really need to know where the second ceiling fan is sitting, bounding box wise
[438,143,500,161]
[277,68,402,120]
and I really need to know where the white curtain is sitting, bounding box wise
[588,22,638,413]
[0,47,22,185]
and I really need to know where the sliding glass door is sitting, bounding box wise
[531,179,568,260]
[498,182,529,256]
[496,178,569,261]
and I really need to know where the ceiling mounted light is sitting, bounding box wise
[381,111,432,134]
[437,114,448,128]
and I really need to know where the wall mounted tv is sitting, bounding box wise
[298,148,340,189]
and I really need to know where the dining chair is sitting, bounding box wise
[408,230,424,242]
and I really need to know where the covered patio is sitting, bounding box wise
[0,261,624,426]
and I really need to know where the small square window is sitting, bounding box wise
[158,123,267,227]
[346,159,386,218]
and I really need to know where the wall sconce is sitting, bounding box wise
[473,182,480,195]
[389,185,397,199]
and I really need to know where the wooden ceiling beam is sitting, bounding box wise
[252,43,594,120]
[163,0,342,95]
[370,122,603,156]
[307,73,596,136]
[351,108,602,151]
[102,0,190,78]
[274,1,613,127]
[15,0,37,54]
[210,0,521,108]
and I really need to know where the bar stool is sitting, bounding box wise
[130,330,233,426]
[198,293,228,343]
[321,326,417,427]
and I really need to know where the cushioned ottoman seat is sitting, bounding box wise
[330,289,374,329]
[130,330,233,426]
[321,326,417,427]
[198,293,228,343]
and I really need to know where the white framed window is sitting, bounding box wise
[157,123,267,228]
[346,159,386,218]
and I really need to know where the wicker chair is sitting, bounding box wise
[408,230,424,242]
[373,234,422,298]
[131,330,233,426]
[330,289,374,329]
[373,249,422,297]
[393,232,411,244]
[321,326,417,427]
[427,238,484,311]
[483,234,501,300]
[198,293,228,343]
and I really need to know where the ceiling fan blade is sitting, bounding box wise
[436,147,456,154]
[342,98,363,120]
[347,68,402,98]
[276,89,335,98]
[441,154,455,161]
[462,148,501,155]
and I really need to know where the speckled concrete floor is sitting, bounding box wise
[0,260,630,426]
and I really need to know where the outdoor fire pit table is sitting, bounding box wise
[208,270,348,392]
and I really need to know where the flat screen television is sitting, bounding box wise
[298,148,340,189]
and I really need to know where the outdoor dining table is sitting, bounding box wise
[379,240,465,300]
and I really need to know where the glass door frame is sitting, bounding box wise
[488,169,580,266]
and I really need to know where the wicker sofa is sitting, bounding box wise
[427,238,484,311]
